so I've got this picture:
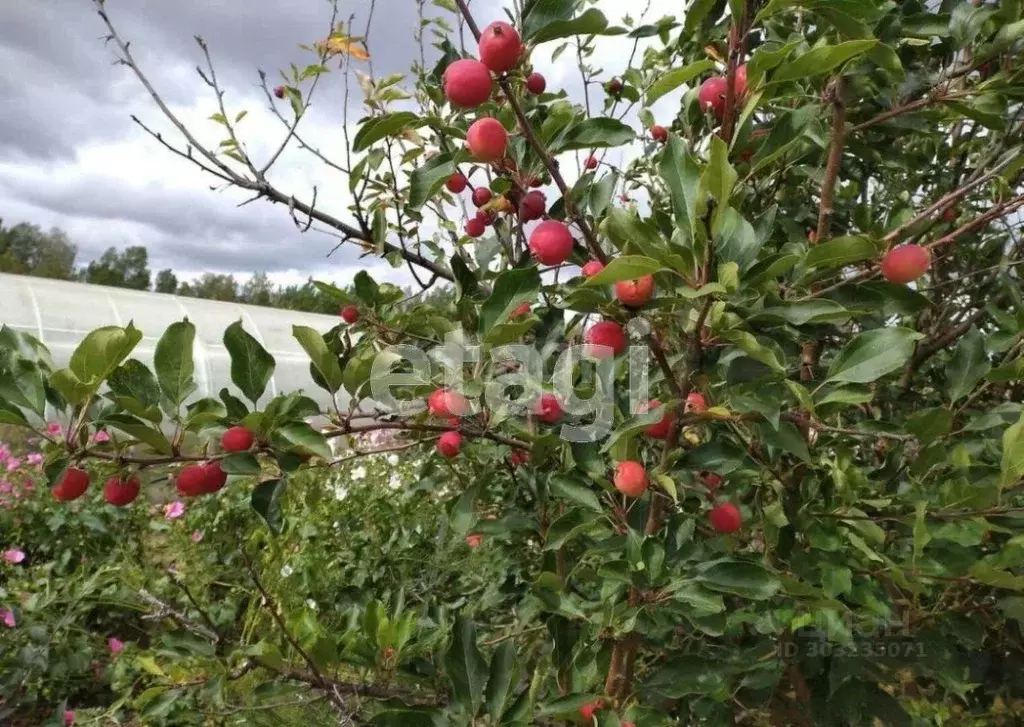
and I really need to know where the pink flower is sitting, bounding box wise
[26,453,43,466]
[64,710,76,726]
[93,431,111,443]
[2,610,15,628]
[46,421,64,436]
[0,480,12,494]
[5,457,20,472]
[108,637,125,654]
[191,530,204,543]
[3,549,25,564]
[164,501,186,520]
[0,445,8,460]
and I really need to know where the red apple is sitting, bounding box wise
[881,244,930,284]
[465,532,483,548]
[472,187,492,207]
[615,275,655,307]
[700,471,723,493]
[339,305,360,325]
[526,72,546,95]
[519,190,547,221]
[640,399,675,439]
[686,392,707,413]
[606,78,623,95]
[579,700,605,721]
[709,502,742,534]
[479,21,522,73]
[438,431,463,458]
[52,467,89,502]
[534,393,564,424]
[698,76,728,119]
[203,462,228,493]
[585,155,598,170]
[465,218,486,238]
[529,220,574,265]
[176,464,209,498]
[510,449,530,467]
[581,260,605,278]
[733,63,748,98]
[584,321,627,359]
[510,302,531,319]
[273,85,285,99]
[614,461,648,498]
[444,59,493,108]
[651,125,668,144]
[467,118,508,162]
[428,388,470,418]
[103,474,140,507]
[222,426,255,452]
[446,172,468,193]
[476,209,495,226]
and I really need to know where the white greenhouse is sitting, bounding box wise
[0,272,344,411]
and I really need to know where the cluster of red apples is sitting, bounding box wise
[50,425,257,506]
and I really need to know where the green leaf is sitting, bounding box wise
[0,360,46,418]
[826,328,922,384]
[545,508,599,549]
[646,60,715,105]
[684,0,719,33]
[752,300,851,326]
[757,420,811,462]
[223,320,276,405]
[451,254,480,301]
[821,564,853,599]
[292,326,344,394]
[479,267,541,336]
[804,235,877,270]
[523,0,577,40]
[443,616,488,714]
[408,152,458,210]
[220,452,261,475]
[660,137,702,241]
[251,478,285,534]
[554,118,635,152]
[1001,413,1024,491]
[694,559,781,600]
[101,413,173,454]
[550,475,603,513]
[583,255,666,286]
[772,40,878,83]
[108,359,162,420]
[714,208,761,272]
[749,105,816,172]
[53,324,144,407]
[485,641,518,719]
[945,326,990,403]
[274,422,331,460]
[721,330,786,374]
[155,320,197,413]
[353,111,423,152]
[700,137,737,227]
[531,8,615,43]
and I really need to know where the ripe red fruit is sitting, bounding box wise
[529,220,574,264]
[339,305,360,325]
[615,275,655,307]
[444,59,493,108]
[103,474,140,507]
[881,244,931,284]
[734,63,748,98]
[606,78,623,95]
[203,462,228,494]
[579,700,605,721]
[510,449,530,467]
[510,302,531,319]
[273,85,285,99]
[709,502,743,534]
[222,426,255,453]
[476,209,495,226]
[446,172,468,193]
[428,388,470,418]
[479,21,523,73]
[584,320,627,359]
[465,532,483,548]
[581,260,605,278]
[472,187,492,207]
[529,175,545,188]
[465,218,486,238]
[942,206,958,223]
[534,393,564,424]
[438,431,463,458]
[467,118,508,162]
[614,461,648,498]
[526,72,546,95]
[584,155,598,170]
[519,190,547,221]
[698,76,728,119]
[176,464,209,498]
[686,392,707,413]
[52,467,89,502]
[700,471,724,493]
[641,399,675,439]
[651,125,668,143]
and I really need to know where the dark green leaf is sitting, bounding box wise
[826,328,921,384]
[155,320,197,412]
[251,478,285,534]
[945,326,990,402]
[293,325,344,394]
[443,616,488,714]
[223,320,276,404]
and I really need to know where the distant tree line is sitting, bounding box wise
[0,217,450,315]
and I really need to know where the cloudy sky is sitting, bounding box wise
[0,0,684,289]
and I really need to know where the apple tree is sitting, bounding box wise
[3,0,1024,724]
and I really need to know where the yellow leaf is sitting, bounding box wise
[136,655,166,677]
[317,36,370,61]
